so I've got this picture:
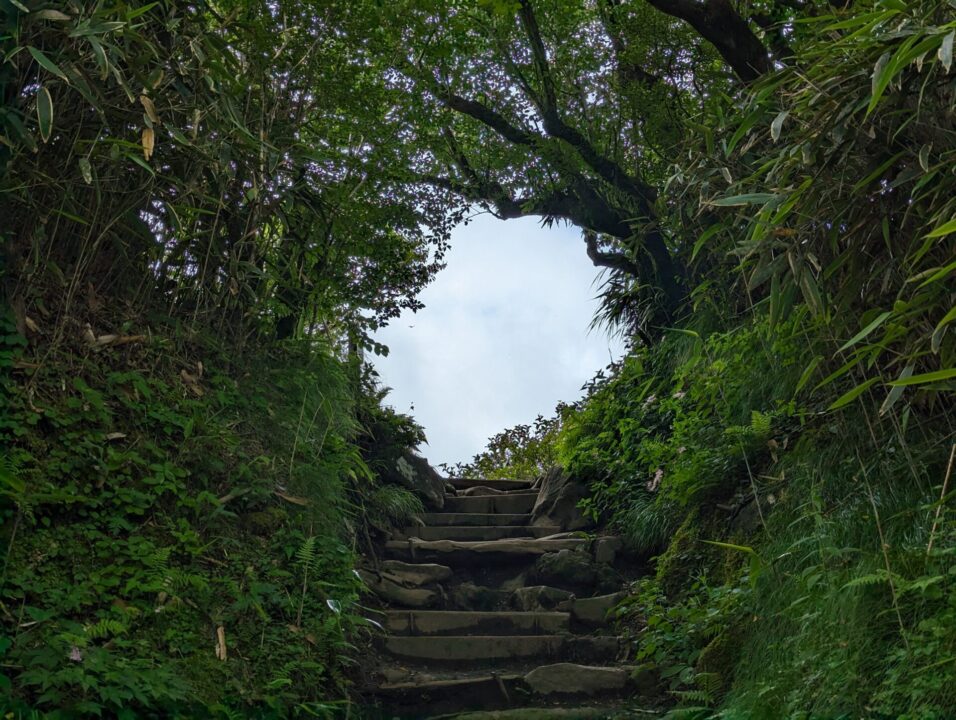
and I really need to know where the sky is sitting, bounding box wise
[372,214,625,468]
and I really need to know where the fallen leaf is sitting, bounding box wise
[105,432,127,441]
[139,94,160,125]
[142,127,155,160]
[215,625,227,661]
[275,490,309,506]
[24,316,40,333]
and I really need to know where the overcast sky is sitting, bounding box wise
[372,214,625,468]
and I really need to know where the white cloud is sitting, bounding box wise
[373,214,624,468]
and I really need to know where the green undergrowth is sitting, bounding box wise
[0,311,420,718]
[466,312,955,719]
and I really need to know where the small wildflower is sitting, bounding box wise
[672,391,686,399]
[69,646,83,662]
[677,446,686,454]
[646,468,664,492]
[643,394,657,406]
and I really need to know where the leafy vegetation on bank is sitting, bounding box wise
[3,0,955,717]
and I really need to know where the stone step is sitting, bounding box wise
[385,635,619,665]
[398,525,561,541]
[443,493,539,515]
[422,512,531,526]
[385,610,570,636]
[375,673,525,716]
[450,478,534,491]
[385,536,588,564]
[442,707,633,720]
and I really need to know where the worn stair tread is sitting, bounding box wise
[386,610,570,636]
[422,512,531,526]
[444,493,538,515]
[385,634,620,663]
[437,706,636,720]
[398,525,562,542]
[451,478,534,491]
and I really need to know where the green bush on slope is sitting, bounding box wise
[0,318,421,717]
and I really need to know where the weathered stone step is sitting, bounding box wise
[443,493,539,515]
[451,478,534,491]
[385,536,588,564]
[441,707,632,720]
[385,635,619,665]
[398,525,561,541]
[385,610,570,636]
[422,512,531,526]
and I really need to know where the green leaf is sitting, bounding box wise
[770,110,788,142]
[36,86,53,142]
[838,311,892,352]
[886,367,956,387]
[879,364,914,416]
[796,355,823,394]
[932,306,956,353]
[939,30,954,74]
[828,378,879,410]
[925,217,956,238]
[691,223,724,261]
[707,193,778,207]
[28,46,69,82]
[78,157,92,184]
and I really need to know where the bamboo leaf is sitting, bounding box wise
[838,311,892,352]
[28,46,69,82]
[886,368,956,387]
[879,364,914,415]
[707,193,778,207]
[142,127,155,160]
[78,157,92,184]
[939,30,954,74]
[770,110,788,142]
[36,86,53,142]
[925,217,956,238]
[796,355,823,394]
[932,307,956,353]
[829,378,879,410]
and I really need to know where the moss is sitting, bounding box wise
[696,629,743,697]
[654,510,701,598]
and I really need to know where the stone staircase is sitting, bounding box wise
[364,477,647,719]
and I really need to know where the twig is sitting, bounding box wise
[926,442,955,556]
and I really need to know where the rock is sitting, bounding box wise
[358,569,439,608]
[529,549,619,595]
[566,592,625,626]
[380,560,453,587]
[523,663,628,695]
[390,450,446,509]
[592,536,623,564]
[450,581,503,610]
[531,467,593,531]
[511,585,574,611]
[460,485,508,496]
[629,662,661,695]
[499,572,528,594]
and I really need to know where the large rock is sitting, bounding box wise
[529,549,619,595]
[358,569,439,608]
[391,450,446,510]
[531,467,593,531]
[523,663,629,695]
[379,560,453,587]
[565,592,625,626]
[450,581,504,610]
[511,585,574,611]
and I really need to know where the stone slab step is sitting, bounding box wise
[451,478,534,491]
[375,673,524,715]
[398,525,562,541]
[422,512,531,527]
[385,537,588,564]
[443,493,539,515]
[385,635,619,665]
[385,610,570,636]
[441,706,634,720]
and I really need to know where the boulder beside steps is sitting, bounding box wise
[365,477,643,718]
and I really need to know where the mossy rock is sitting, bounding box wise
[243,507,287,534]
[695,629,743,696]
